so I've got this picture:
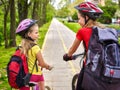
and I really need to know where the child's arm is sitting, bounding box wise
[68,38,81,56]
[36,51,52,70]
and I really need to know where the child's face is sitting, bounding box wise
[28,24,39,41]
[77,13,86,27]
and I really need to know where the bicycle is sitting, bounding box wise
[71,53,85,90]
[72,73,79,90]
[30,84,51,90]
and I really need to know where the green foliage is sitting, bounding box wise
[98,0,117,24]
[72,12,78,20]
[0,33,3,46]
[98,6,117,24]
[0,9,4,45]
[38,21,51,48]
[0,68,11,90]
[46,4,56,22]
[0,6,11,46]
[0,47,15,89]
[62,19,120,33]
[107,24,120,30]
[56,7,70,18]
[115,9,120,18]
[63,22,81,32]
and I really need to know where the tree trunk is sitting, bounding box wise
[32,0,43,27]
[9,0,16,47]
[1,0,9,48]
[32,1,39,20]
[42,0,49,24]
[118,0,120,9]
[4,8,9,48]
[32,0,50,27]
[18,0,29,22]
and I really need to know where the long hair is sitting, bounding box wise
[84,19,105,28]
[20,24,38,55]
[79,11,105,28]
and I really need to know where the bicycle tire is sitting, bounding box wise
[72,73,79,90]
[31,85,50,90]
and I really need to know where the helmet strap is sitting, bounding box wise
[25,37,34,41]
[84,15,90,25]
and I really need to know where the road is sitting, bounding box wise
[42,18,84,90]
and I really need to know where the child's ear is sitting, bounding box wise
[27,32,31,37]
[86,15,89,20]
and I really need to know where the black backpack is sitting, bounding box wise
[81,27,120,90]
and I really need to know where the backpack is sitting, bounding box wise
[81,27,120,90]
[7,46,37,89]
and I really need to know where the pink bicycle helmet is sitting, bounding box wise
[75,2,103,20]
[16,19,37,36]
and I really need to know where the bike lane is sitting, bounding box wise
[42,18,84,90]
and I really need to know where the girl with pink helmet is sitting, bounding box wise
[16,19,53,90]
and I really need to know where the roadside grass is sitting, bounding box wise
[38,22,51,48]
[107,24,120,30]
[63,21,120,43]
[0,21,51,89]
[63,22,120,33]
[63,21,81,33]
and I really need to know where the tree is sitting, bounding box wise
[0,0,55,48]
[42,0,49,24]
[17,0,29,22]
[32,0,50,26]
[56,6,70,18]
[32,0,42,26]
[1,0,9,48]
[9,0,16,47]
[98,0,117,24]
[46,4,56,22]
[118,0,120,9]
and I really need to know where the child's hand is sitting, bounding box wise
[63,53,73,61]
[47,65,54,71]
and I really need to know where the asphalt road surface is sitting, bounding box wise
[42,18,84,90]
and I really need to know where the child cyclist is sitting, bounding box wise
[16,19,53,90]
[63,2,105,90]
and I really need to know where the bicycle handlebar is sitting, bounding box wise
[72,52,85,60]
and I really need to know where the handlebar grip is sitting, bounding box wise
[72,52,85,60]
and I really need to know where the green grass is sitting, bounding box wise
[63,22,120,43]
[63,22,120,33]
[38,22,51,48]
[107,24,120,30]
[0,21,51,89]
[63,22,81,33]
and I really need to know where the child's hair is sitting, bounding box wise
[78,11,105,28]
[83,18,105,29]
[20,24,38,55]
[16,19,38,55]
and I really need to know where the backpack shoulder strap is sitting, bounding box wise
[29,43,39,73]
[30,59,37,74]
[16,46,22,51]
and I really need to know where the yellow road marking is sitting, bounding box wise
[57,28,77,75]
[41,27,50,52]
[41,20,77,75]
